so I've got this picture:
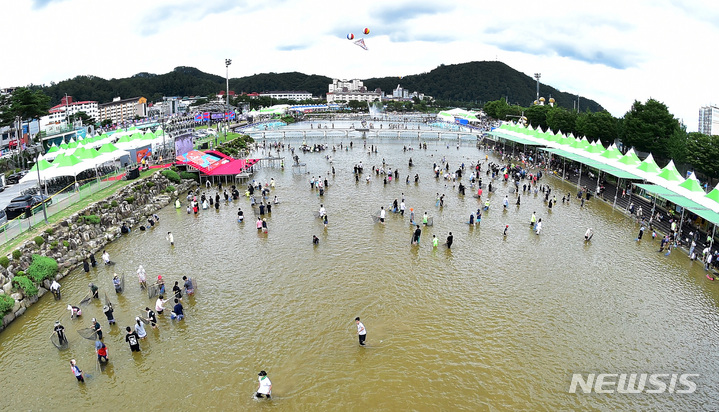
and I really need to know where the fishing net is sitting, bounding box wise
[104,292,111,308]
[51,333,69,350]
[138,316,150,325]
[147,283,160,299]
[76,327,98,340]
[79,295,92,306]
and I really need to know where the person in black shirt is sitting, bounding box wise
[125,327,141,351]
[172,281,182,300]
[54,321,67,344]
[446,232,454,249]
[103,305,116,325]
[145,307,157,329]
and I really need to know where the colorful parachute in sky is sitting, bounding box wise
[347,33,354,40]
[354,38,368,50]
[363,28,370,35]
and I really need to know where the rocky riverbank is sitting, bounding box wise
[0,171,197,331]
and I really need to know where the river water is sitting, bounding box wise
[1,132,719,410]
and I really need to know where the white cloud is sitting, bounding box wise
[2,0,718,131]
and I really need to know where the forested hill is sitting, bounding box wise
[37,62,603,111]
[363,61,603,112]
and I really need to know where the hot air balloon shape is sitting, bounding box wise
[347,33,355,40]
[363,28,370,35]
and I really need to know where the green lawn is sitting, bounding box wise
[0,169,156,256]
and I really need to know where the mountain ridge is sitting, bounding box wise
[36,61,603,112]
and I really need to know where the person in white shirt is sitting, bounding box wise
[319,204,326,218]
[255,370,272,399]
[166,232,174,246]
[155,295,168,314]
[356,317,367,346]
[102,250,111,265]
[400,201,406,216]
[379,207,386,224]
[50,280,61,300]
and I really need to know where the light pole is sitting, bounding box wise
[533,73,541,103]
[35,153,48,224]
[225,59,232,106]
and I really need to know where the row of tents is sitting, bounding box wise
[489,123,719,218]
[20,127,169,184]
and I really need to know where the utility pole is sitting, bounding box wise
[534,73,541,103]
[225,59,232,106]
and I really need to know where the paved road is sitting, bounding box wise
[0,179,40,210]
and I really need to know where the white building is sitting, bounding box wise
[698,105,719,136]
[39,96,99,129]
[326,79,381,103]
[259,91,313,101]
[99,96,148,125]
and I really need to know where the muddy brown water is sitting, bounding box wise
[1,136,718,410]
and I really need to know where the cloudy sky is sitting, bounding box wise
[3,0,717,130]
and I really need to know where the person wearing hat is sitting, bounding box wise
[54,321,67,344]
[95,340,108,363]
[356,317,367,346]
[157,275,165,295]
[103,304,115,325]
[70,359,84,382]
[255,371,272,399]
[409,208,415,225]
[92,318,103,340]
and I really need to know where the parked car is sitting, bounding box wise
[5,194,52,220]
[0,209,6,228]
[5,170,28,185]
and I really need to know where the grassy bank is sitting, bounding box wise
[0,169,156,256]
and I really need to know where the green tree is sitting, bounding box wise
[347,100,367,112]
[575,110,619,147]
[524,104,551,131]
[545,107,577,135]
[686,132,719,180]
[482,98,522,121]
[621,99,681,160]
[0,87,51,126]
[68,111,95,125]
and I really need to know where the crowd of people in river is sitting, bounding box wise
[47,132,719,397]
[51,212,198,385]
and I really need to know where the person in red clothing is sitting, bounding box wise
[96,340,108,363]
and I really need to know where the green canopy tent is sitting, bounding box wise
[584,141,605,155]
[600,145,623,160]
[678,172,704,194]
[617,149,641,166]
[656,160,684,183]
[706,183,719,204]
[636,153,661,174]
[19,159,56,184]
